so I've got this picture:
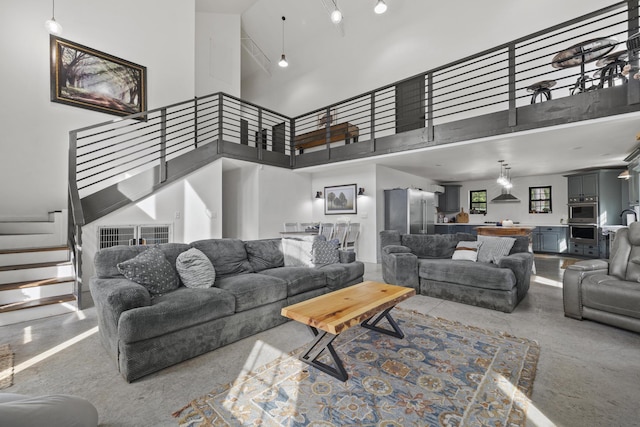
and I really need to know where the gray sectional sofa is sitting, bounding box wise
[380,231,533,313]
[90,237,364,382]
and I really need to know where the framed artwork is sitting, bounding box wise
[324,184,357,215]
[317,108,337,129]
[50,35,147,118]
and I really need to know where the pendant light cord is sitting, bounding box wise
[281,16,285,53]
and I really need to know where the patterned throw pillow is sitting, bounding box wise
[451,241,482,262]
[117,245,180,295]
[477,236,516,264]
[176,248,215,288]
[312,238,340,267]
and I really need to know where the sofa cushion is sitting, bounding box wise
[176,248,215,289]
[317,262,365,290]
[244,239,284,272]
[259,267,327,296]
[191,239,253,281]
[451,241,482,262]
[117,246,180,295]
[118,287,236,343]
[401,233,473,259]
[215,273,287,312]
[418,259,516,291]
[582,274,640,319]
[477,236,516,264]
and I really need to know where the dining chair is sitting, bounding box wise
[283,222,299,232]
[332,221,350,247]
[319,222,334,240]
[343,222,360,252]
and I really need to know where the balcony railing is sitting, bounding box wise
[68,1,639,302]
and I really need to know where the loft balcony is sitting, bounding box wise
[69,1,640,226]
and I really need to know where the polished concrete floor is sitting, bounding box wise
[2,255,639,426]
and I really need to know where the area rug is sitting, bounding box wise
[173,310,540,426]
[0,344,15,390]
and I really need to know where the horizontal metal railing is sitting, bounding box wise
[68,0,639,222]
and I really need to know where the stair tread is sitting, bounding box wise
[0,260,72,272]
[0,246,69,255]
[0,294,76,313]
[0,277,76,291]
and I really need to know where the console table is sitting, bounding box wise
[294,122,359,153]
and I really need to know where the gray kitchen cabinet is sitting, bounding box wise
[570,241,598,257]
[567,173,598,202]
[438,185,461,213]
[532,226,568,254]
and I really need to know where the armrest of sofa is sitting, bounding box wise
[562,259,609,320]
[339,250,356,263]
[498,252,534,302]
[381,245,419,290]
[89,277,151,357]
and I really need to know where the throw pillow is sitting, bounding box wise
[451,241,482,262]
[176,248,215,288]
[117,245,180,295]
[312,238,340,267]
[477,236,516,264]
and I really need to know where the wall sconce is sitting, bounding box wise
[315,191,323,199]
[358,187,365,196]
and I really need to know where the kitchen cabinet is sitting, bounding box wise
[570,241,599,257]
[434,224,478,235]
[438,185,461,213]
[629,166,640,205]
[567,173,598,202]
[532,226,568,253]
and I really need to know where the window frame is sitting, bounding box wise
[529,186,552,214]
[469,189,487,214]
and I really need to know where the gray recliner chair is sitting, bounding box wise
[563,222,640,333]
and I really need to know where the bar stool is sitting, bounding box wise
[526,80,556,104]
[595,50,628,89]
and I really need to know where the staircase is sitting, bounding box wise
[0,211,77,326]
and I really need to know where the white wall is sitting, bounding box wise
[453,173,569,225]
[222,160,312,240]
[0,0,195,220]
[196,12,241,97]
[82,158,223,286]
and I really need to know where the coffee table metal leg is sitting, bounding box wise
[300,326,348,382]
[361,306,404,339]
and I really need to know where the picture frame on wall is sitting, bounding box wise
[50,35,147,118]
[324,184,357,215]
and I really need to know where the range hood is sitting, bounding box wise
[491,190,520,203]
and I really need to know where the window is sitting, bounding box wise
[530,186,552,213]
[98,224,172,248]
[469,190,487,214]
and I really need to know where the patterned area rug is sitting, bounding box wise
[173,310,539,426]
[0,343,15,390]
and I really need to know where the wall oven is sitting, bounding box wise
[569,224,598,245]
[568,202,598,224]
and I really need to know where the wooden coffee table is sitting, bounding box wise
[281,281,415,381]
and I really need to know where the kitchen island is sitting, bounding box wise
[475,226,537,237]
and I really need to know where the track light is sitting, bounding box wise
[374,0,387,14]
[278,16,288,68]
[45,0,63,35]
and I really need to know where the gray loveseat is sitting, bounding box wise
[563,223,640,333]
[90,237,364,382]
[380,231,533,313]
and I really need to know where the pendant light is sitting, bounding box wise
[278,16,288,68]
[45,0,63,35]
[330,0,343,24]
[496,160,508,186]
[374,0,388,14]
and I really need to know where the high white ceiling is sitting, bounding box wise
[197,0,640,182]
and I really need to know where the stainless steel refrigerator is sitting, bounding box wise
[384,188,435,234]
